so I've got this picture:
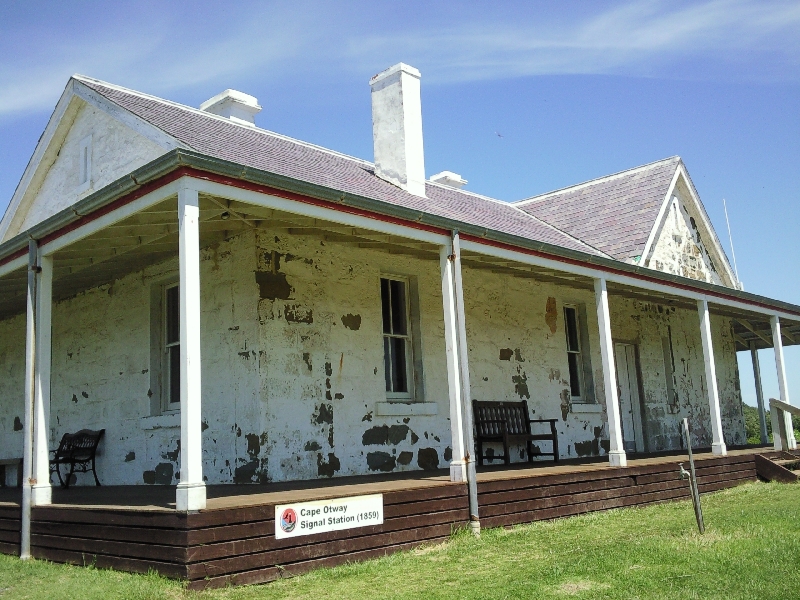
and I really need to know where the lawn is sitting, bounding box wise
[0,481,798,599]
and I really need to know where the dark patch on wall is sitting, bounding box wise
[367,451,396,472]
[245,433,261,458]
[545,297,558,333]
[71,394,78,404]
[143,471,156,484]
[302,352,312,371]
[512,368,530,399]
[234,460,259,484]
[285,304,313,324]
[164,440,180,462]
[362,425,388,445]
[362,412,373,422]
[341,314,362,330]
[417,448,439,471]
[388,425,410,445]
[600,440,610,453]
[334,393,344,400]
[514,349,525,362]
[314,403,333,425]
[499,348,513,361]
[574,439,599,457]
[151,463,174,485]
[317,453,341,478]
[13,417,22,431]
[444,446,453,461]
[284,253,313,265]
[82,391,89,399]
[325,362,333,377]
[124,451,136,462]
[560,389,571,421]
[410,431,419,444]
[397,451,414,465]
[304,441,321,451]
[255,271,291,300]
[201,420,209,432]
[238,351,254,360]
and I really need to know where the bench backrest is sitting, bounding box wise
[54,429,105,460]
[472,401,532,437]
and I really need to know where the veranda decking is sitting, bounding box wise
[0,448,761,590]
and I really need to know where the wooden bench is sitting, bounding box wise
[49,429,105,488]
[0,458,23,488]
[473,400,559,466]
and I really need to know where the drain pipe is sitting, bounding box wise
[450,230,480,535]
[21,240,39,559]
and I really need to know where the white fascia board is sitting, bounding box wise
[639,165,681,266]
[0,254,26,279]
[39,179,181,256]
[459,238,798,321]
[189,178,450,246]
[0,80,80,242]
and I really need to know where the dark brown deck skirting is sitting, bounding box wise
[0,452,762,588]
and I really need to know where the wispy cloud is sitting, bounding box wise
[345,0,800,83]
[0,0,798,117]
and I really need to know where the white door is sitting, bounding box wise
[614,343,644,453]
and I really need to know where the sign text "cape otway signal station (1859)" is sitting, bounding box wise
[275,494,384,539]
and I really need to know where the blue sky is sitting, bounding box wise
[1,0,798,407]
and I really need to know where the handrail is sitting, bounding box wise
[768,398,798,451]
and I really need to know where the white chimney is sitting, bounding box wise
[200,89,261,127]
[370,63,426,197]
[430,171,467,189]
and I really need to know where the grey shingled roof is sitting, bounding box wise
[76,77,604,257]
[515,157,681,262]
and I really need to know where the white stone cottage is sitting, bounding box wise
[1,63,797,512]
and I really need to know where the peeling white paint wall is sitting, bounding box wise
[0,232,746,486]
[11,102,166,236]
[647,179,734,287]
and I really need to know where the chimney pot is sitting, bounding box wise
[370,63,426,197]
[200,89,261,127]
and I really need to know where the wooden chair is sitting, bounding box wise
[49,429,105,488]
[473,400,558,466]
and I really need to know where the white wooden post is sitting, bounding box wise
[771,316,796,450]
[20,241,37,559]
[176,185,206,511]
[31,252,52,505]
[749,341,769,445]
[440,245,467,482]
[697,299,726,456]
[594,278,627,467]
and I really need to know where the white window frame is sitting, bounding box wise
[162,282,181,412]
[381,275,415,400]
[564,304,586,402]
[77,135,92,193]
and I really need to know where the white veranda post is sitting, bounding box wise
[697,299,726,456]
[771,316,796,450]
[32,251,53,505]
[593,278,627,467]
[440,244,467,482]
[176,184,206,511]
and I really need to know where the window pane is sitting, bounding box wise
[383,337,392,392]
[564,307,579,352]
[390,279,407,335]
[169,345,181,404]
[391,337,408,393]
[567,352,582,397]
[166,286,180,344]
[380,279,391,334]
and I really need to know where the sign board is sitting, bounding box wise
[275,493,384,539]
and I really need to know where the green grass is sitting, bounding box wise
[1,482,799,599]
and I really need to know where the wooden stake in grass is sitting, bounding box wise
[680,418,705,534]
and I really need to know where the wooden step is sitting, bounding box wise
[755,454,799,483]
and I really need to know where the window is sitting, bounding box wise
[77,136,92,192]
[164,284,181,409]
[381,277,415,398]
[564,305,584,399]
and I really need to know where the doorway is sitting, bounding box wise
[614,342,645,453]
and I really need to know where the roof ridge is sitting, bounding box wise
[515,156,680,206]
[72,74,375,169]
